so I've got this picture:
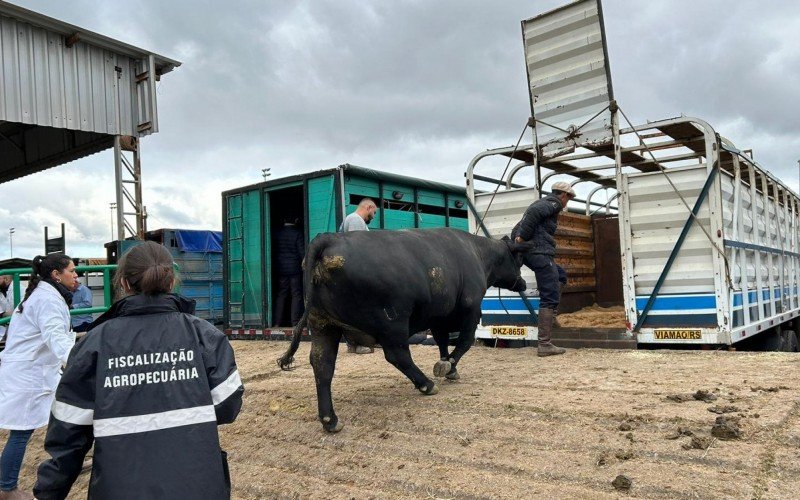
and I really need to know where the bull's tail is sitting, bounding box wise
[276,310,308,370]
[276,233,332,371]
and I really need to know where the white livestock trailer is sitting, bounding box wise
[466,0,800,350]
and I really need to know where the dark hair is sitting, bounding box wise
[18,253,73,312]
[115,241,176,297]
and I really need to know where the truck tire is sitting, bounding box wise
[756,330,784,351]
[782,330,798,352]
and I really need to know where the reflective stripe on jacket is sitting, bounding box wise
[34,294,243,500]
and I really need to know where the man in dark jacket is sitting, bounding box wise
[273,216,305,327]
[34,294,243,500]
[512,181,575,357]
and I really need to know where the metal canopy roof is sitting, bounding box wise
[0,1,180,74]
[0,1,180,184]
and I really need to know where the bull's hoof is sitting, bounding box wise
[418,381,439,396]
[276,356,294,371]
[321,416,343,433]
[433,359,452,378]
[445,367,460,381]
[324,421,344,433]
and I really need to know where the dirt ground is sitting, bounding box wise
[7,341,800,499]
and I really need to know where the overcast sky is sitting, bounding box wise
[2,0,798,258]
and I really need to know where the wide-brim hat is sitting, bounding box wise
[551,181,576,198]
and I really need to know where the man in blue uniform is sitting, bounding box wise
[71,280,93,332]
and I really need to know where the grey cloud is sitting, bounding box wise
[2,0,798,259]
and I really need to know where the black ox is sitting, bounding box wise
[278,228,528,432]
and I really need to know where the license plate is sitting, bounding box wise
[490,326,527,337]
[654,329,702,340]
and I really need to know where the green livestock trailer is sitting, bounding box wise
[222,164,470,333]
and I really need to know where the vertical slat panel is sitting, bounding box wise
[46,30,65,128]
[118,58,133,134]
[18,21,36,124]
[104,51,117,134]
[0,12,142,136]
[0,16,6,119]
[307,175,337,239]
[62,30,78,130]
[76,42,92,131]
[89,45,106,130]
[1,17,21,122]
[242,190,263,325]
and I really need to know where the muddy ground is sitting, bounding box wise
[8,341,800,499]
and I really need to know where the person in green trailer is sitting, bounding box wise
[339,198,378,354]
[340,198,377,232]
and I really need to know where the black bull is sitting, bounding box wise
[278,228,529,432]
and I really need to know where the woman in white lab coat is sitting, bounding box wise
[0,254,77,500]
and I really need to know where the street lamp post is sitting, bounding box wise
[110,203,117,241]
[262,168,271,182]
[9,227,14,258]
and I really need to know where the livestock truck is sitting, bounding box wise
[467,0,800,351]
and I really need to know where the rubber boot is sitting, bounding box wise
[553,285,564,328]
[0,489,35,500]
[537,307,566,357]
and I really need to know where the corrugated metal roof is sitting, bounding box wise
[0,1,181,183]
[0,1,180,138]
[0,1,179,73]
[522,0,614,156]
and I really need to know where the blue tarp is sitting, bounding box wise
[175,230,223,253]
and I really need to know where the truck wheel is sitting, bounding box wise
[783,330,798,352]
[757,330,784,351]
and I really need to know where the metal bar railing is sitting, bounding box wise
[0,265,117,326]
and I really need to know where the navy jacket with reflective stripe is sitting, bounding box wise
[34,294,244,500]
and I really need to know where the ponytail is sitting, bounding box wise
[17,253,73,312]
[115,242,177,298]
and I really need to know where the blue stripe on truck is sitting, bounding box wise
[634,294,716,310]
[483,295,718,313]
[482,298,540,311]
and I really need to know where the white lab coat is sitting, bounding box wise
[0,281,75,430]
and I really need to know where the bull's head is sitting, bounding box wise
[495,236,527,292]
